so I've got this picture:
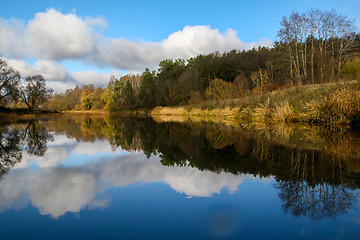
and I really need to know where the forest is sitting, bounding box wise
[1,9,360,115]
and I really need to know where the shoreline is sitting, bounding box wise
[2,81,359,127]
[149,81,360,127]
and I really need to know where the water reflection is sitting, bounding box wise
[0,152,253,218]
[276,180,357,220]
[0,115,359,220]
[0,121,53,176]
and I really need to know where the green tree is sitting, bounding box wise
[123,80,135,107]
[138,68,156,109]
[157,59,186,105]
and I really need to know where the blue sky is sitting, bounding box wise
[1,0,359,92]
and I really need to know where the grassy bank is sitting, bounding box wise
[150,81,360,126]
[61,110,110,115]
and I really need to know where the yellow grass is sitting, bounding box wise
[150,106,241,126]
[62,110,110,115]
[142,81,360,126]
[151,107,187,115]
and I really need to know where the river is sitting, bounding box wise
[0,115,359,239]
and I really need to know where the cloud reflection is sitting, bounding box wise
[0,135,255,218]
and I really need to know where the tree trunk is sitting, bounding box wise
[311,37,315,84]
[295,41,302,84]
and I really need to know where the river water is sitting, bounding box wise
[0,115,360,239]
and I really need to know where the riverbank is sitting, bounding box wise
[150,81,360,127]
[2,81,359,127]
[61,110,110,115]
[0,107,59,122]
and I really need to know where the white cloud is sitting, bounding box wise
[0,18,28,59]
[6,59,120,92]
[46,80,77,93]
[26,9,98,60]
[7,59,73,81]
[163,26,242,57]
[28,168,98,217]
[6,59,35,76]
[1,9,272,74]
[0,134,256,218]
[72,70,114,86]
[15,137,124,169]
[33,60,72,80]
[90,25,273,71]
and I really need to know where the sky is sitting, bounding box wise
[1,0,359,92]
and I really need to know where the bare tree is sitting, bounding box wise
[18,74,53,109]
[0,58,20,105]
[278,9,356,84]
[278,16,295,83]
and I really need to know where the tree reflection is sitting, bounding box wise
[22,121,54,156]
[273,148,359,220]
[0,125,22,176]
[276,181,357,220]
[12,115,360,220]
[0,121,53,177]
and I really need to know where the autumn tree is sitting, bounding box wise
[45,93,67,112]
[101,80,116,110]
[64,85,82,110]
[250,67,269,92]
[205,78,232,100]
[343,56,360,79]
[232,73,251,97]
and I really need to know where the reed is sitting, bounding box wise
[149,81,360,126]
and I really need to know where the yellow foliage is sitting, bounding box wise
[343,57,360,80]
[205,78,232,100]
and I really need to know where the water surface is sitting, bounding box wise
[0,115,360,239]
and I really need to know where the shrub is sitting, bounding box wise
[189,91,204,105]
[272,101,297,122]
[343,57,360,80]
[325,84,360,124]
[232,73,251,97]
[205,78,232,100]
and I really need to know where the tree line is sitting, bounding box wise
[1,9,359,112]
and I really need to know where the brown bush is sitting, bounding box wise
[232,73,251,98]
[189,91,204,105]
[264,83,280,92]
[326,85,360,124]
